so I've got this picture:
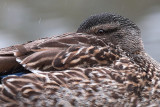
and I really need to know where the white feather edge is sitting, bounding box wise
[16,58,23,63]
[16,57,44,74]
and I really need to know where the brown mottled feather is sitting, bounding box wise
[0,13,160,107]
[0,57,159,106]
[0,33,112,74]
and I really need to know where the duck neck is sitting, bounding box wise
[130,51,160,71]
[142,52,160,71]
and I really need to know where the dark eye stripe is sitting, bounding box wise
[97,28,119,35]
[104,28,119,34]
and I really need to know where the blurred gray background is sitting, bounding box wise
[0,0,159,62]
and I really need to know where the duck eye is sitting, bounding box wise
[97,29,105,35]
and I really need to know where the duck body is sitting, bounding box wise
[0,13,160,107]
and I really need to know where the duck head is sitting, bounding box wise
[77,13,144,55]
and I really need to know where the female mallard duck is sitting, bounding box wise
[0,13,160,106]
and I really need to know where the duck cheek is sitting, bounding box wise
[108,36,119,46]
[114,34,123,39]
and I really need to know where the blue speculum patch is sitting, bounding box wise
[0,72,27,82]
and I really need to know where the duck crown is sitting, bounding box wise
[77,13,140,33]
